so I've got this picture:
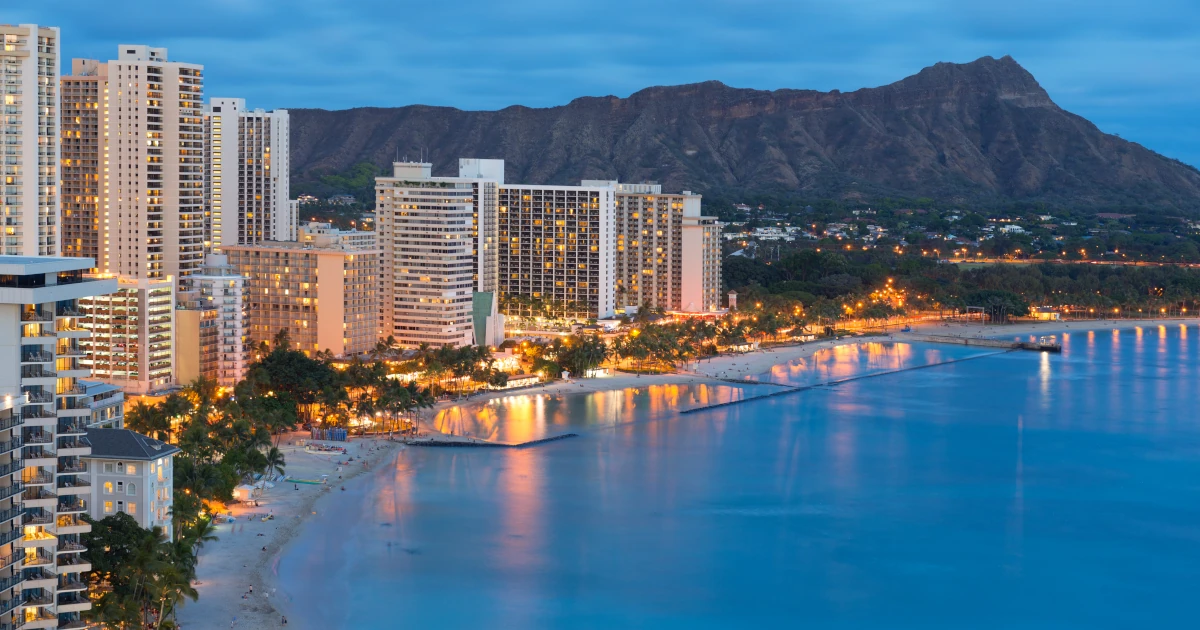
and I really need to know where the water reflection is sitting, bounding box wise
[431,382,771,444]
[280,326,1200,628]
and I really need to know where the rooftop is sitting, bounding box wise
[0,256,96,276]
[85,429,181,461]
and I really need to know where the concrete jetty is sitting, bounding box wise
[906,334,1062,352]
[680,350,1013,415]
[406,433,579,448]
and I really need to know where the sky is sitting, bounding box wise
[14,0,1200,166]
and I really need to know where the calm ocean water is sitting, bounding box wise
[278,325,1200,628]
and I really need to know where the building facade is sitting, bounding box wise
[375,162,503,348]
[79,380,124,428]
[84,46,204,288]
[0,256,118,629]
[177,255,245,387]
[497,183,616,320]
[79,276,175,396]
[583,182,722,313]
[60,59,106,268]
[84,429,178,540]
[1,24,60,257]
[225,223,379,357]
[203,98,292,251]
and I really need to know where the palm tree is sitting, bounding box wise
[264,446,286,477]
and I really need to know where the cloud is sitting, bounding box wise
[12,0,1200,165]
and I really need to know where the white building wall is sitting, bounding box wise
[0,24,60,256]
[101,45,205,289]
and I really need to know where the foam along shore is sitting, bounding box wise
[175,316,1195,628]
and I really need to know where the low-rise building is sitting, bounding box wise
[177,256,247,387]
[79,276,177,396]
[84,428,179,538]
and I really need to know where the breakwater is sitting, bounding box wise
[681,350,1012,414]
[407,433,579,448]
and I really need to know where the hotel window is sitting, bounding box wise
[127,482,137,496]
[117,501,125,513]
[128,464,137,475]
[128,502,137,515]
[104,463,114,473]
[117,481,124,493]
[104,482,113,494]
[104,501,114,514]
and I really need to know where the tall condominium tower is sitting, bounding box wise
[100,45,204,286]
[60,59,107,269]
[203,98,293,251]
[0,256,119,629]
[374,160,503,348]
[582,181,723,313]
[497,182,617,320]
[0,24,60,257]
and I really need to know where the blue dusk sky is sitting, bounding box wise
[15,0,1200,166]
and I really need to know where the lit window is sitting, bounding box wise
[104,502,113,514]
[104,482,113,494]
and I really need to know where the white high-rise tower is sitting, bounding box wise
[203,98,292,251]
[0,24,61,257]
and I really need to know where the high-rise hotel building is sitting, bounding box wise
[97,45,205,286]
[203,98,293,251]
[60,59,105,269]
[0,256,119,629]
[583,182,722,313]
[62,46,201,396]
[497,182,617,320]
[375,160,503,348]
[1,24,60,257]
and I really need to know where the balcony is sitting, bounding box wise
[57,578,86,592]
[22,470,52,486]
[56,539,84,554]
[22,431,51,445]
[22,550,53,567]
[55,478,89,493]
[55,554,90,573]
[23,591,53,607]
[56,499,87,514]
[23,510,53,526]
[0,439,20,456]
[20,311,53,323]
[20,351,53,364]
[22,487,55,505]
[23,391,52,403]
[57,462,86,475]
[0,573,24,595]
[0,483,21,502]
[57,422,87,436]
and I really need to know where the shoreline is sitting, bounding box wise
[177,315,1196,628]
[175,434,402,629]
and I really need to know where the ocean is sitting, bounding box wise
[277,325,1200,628]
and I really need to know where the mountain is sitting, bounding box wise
[288,56,1200,211]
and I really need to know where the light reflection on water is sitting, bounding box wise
[279,328,1200,628]
[431,382,773,443]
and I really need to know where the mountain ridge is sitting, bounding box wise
[288,56,1200,211]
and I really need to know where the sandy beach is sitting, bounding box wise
[173,315,1196,628]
